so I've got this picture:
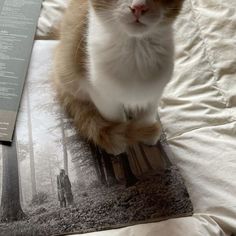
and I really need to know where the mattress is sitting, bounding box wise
[36,0,236,235]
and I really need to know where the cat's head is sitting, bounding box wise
[90,0,184,36]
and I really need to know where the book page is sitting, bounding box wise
[0,0,42,142]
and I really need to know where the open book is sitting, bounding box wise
[0,42,193,235]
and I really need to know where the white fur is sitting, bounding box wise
[86,5,174,126]
[131,0,147,7]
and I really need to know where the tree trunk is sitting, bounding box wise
[101,151,118,187]
[17,156,24,205]
[119,153,138,187]
[26,84,37,197]
[90,143,106,185]
[139,145,154,171]
[90,143,102,182]
[47,156,55,195]
[59,110,68,176]
[0,140,25,222]
[129,146,143,176]
[0,146,2,202]
[15,138,24,205]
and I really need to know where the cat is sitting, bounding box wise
[52,0,184,155]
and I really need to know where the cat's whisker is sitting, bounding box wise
[63,80,75,85]
[97,17,118,26]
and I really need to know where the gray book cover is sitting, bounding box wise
[0,0,42,142]
[0,57,193,235]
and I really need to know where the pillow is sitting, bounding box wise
[37,0,68,39]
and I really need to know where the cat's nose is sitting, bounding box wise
[130,4,149,19]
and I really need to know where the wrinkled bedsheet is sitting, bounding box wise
[36,0,236,235]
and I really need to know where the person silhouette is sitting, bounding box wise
[57,169,74,207]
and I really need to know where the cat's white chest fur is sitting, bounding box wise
[87,10,174,123]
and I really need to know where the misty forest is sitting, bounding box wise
[0,63,192,236]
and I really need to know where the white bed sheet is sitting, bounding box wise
[35,0,236,235]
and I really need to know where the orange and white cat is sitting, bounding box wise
[53,0,184,154]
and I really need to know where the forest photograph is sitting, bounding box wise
[0,62,193,236]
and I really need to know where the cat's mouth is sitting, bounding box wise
[129,20,146,27]
[120,18,151,36]
[135,20,145,25]
[122,19,150,36]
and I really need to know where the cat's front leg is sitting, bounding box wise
[136,103,162,146]
[89,89,126,123]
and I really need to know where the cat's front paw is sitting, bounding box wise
[98,127,128,156]
[141,122,162,146]
[104,140,127,156]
